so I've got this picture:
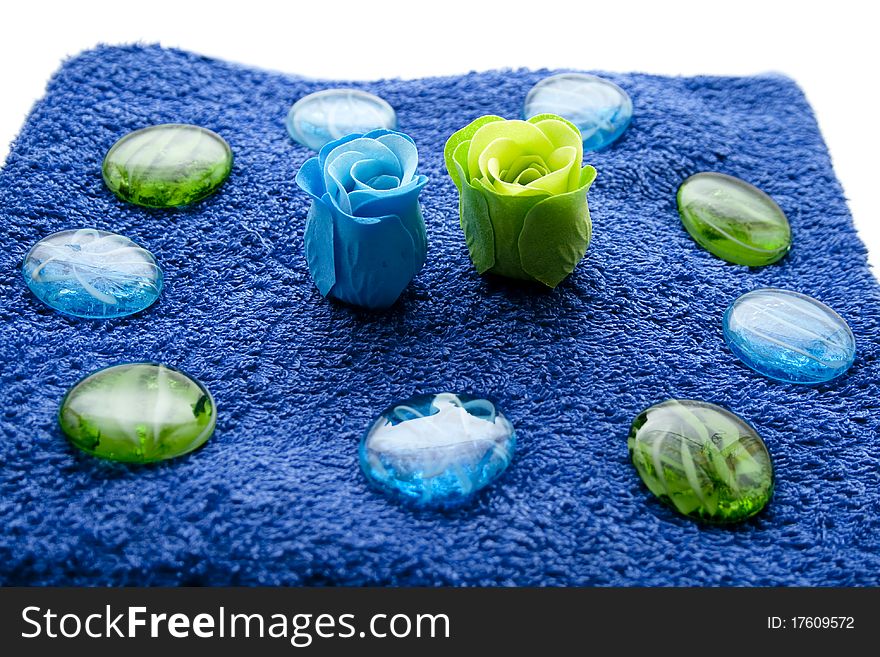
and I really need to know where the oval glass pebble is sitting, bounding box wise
[21,229,163,319]
[59,363,216,463]
[628,399,773,523]
[677,172,791,266]
[287,89,398,151]
[724,288,856,384]
[359,393,516,508]
[102,124,233,207]
[523,73,633,151]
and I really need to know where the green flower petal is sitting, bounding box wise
[467,120,555,189]
[527,112,582,137]
[460,178,495,273]
[506,155,549,181]
[478,137,520,181]
[444,115,505,191]
[518,165,597,287]
[525,145,577,195]
[475,178,549,280]
[530,117,584,191]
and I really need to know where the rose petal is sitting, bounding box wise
[513,166,544,185]
[302,195,336,296]
[533,117,584,190]
[349,174,428,216]
[467,120,555,185]
[350,159,399,190]
[367,174,401,190]
[518,164,597,287]
[376,132,418,184]
[524,146,577,195]
[477,137,521,182]
[324,137,402,190]
[505,155,549,182]
[324,138,404,214]
[452,140,470,183]
[444,116,506,191]
[326,202,422,309]
[295,156,325,200]
[363,128,415,146]
[325,150,363,214]
[318,132,363,171]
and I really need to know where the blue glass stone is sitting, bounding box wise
[723,288,856,384]
[523,73,633,150]
[359,393,516,508]
[21,229,163,319]
[286,89,397,151]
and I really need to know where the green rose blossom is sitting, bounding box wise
[444,114,597,287]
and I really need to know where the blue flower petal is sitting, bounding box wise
[318,132,363,170]
[367,175,401,190]
[375,132,418,183]
[349,174,428,216]
[325,150,364,214]
[294,157,325,200]
[350,159,399,190]
[329,205,422,309]
[362,128,415,146]
[303,196,336,296]
[323,138,403,213]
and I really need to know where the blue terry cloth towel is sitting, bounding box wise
[1,45,878,586]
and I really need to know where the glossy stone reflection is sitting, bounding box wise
[677,172,791,266]
[287,89,397,151]
[103,124,233,207]
[523,73,633,150]
[628,400,773,523]
[724,288,856,384]
[22,229,163,319]
[360,393,516,508]
[59,363,216,463]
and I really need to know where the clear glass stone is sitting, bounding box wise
[523,73,633,150]
[286,89,397,151]
[22,229,163,319]
[724,288,856,384]
[360,393,516,508]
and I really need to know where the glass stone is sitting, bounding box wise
[359,393,516,508]
[723,288,856,384]
[677,172,791,266]
[59,363,216,463]
[21,229,163,319]
[286,89,397,151]
[523,73,633,150]
[628,399,773,523]
[102,124,233,208]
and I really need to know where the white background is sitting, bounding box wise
[2,0,877,276]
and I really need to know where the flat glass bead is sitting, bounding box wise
[102,124,232,207]
[724,288,856,384]
[21,229,163,319]
[59,363,216,463]
[677,172,791,266]
[286,89,397,151]
[359,393,516,508]
[628,399,773,523]
[523,73,633,150]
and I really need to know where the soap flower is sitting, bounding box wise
[296,129,429,309]
[444,114,597,287]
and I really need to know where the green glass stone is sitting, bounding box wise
[677,172,791,266]
[58,363,216,463]
[102,124,233,208]
[627,399,773,523]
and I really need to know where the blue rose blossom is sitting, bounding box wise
[295,129,429,309]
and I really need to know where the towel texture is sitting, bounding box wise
[1,45,878,586]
